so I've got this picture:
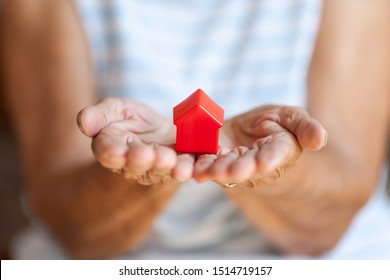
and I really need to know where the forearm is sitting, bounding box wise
[225,147,381,255]
[34,162,179,259]
[2,0,179,259]
[2,0,94,178]
[226,0,390,256]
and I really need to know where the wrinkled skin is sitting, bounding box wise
[78,99,327,188]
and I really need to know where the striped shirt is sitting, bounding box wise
[76,0,321,119]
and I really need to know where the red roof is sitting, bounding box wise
[173,89,224,125]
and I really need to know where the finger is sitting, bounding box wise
[217,146,231,156]
[77,98,127,137]
[194,147,254,183]
[145,144,178,184]
[207,147,249,181]
[125,141,156,174]
[172,153,196,182]
[123,144,178,185]
[227,148,257,181]
[193,154,218,182]
[153,144,177,170]
[277,107,327,151]
[92,123,132,169]
[254,132,300,174]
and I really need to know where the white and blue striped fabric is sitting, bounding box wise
[76,0,321,119]
[12,0,390,259]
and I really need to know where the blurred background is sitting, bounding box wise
[0,11,28,259]
[0,82,29,260]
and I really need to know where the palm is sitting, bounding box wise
[194,106,327,187]
[78,98,195,184]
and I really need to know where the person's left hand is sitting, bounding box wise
[193,105,327,188]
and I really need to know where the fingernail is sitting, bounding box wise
[76,111,85,133]
[322,130,328,147]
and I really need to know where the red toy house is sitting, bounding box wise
[173,89,224,154]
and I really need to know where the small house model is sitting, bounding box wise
[173,89,224,153]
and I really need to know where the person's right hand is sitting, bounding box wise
[77,98,195,185]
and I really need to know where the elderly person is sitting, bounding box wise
[2,0,390,259]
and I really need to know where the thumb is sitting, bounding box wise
[77,98,126,137]
[278,107,327,151]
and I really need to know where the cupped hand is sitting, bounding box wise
[193,106,327,188]
[77,98,194,185]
